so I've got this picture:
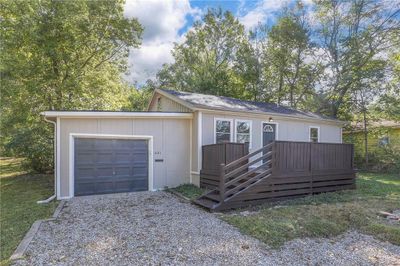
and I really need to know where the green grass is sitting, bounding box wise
[169,184,206,200]
[0,158,58,265]
[220,172,400,248]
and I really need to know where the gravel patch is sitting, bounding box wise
[14,192,269,265]
[267,231,400,265]
[14,192,400,266]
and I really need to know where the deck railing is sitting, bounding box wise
[218,142,274,202]
[197,141,356,211]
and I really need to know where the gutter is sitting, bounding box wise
[37,117,57,204]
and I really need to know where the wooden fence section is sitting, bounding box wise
[200,142,249,189]
[224,141,355,209]
[198,141,356,210]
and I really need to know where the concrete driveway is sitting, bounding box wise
[15,192,270,265]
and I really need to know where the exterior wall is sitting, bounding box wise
[148,93,192,112]
[58,117,191,198]
[201,111,342,153]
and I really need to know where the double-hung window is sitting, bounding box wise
[235,120,251,147]
[215,119,232,143]
[309,127,319,143]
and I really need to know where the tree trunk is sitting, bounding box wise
[363,109,369,168]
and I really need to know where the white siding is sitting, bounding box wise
[148,93,192,112]
[59,118,191,198]
[201,112,342,153]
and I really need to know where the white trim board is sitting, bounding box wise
[42,111,193,119]
[67,133,154,199]
[56,117,61,199]
[197,111,202,172]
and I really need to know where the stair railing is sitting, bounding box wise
[218,142,275,203]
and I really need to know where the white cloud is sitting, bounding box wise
[239,0,289,30]
[124,0,200,85]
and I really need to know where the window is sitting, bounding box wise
[236,120,251,147]
[378,136,389,146]
[215,119,232,143]
[309,127,319,143]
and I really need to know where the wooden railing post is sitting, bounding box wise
[219,163,225,203]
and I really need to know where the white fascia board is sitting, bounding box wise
[41,111,193,119]
[197,108,346,126]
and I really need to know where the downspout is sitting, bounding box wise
[37,117,57,204]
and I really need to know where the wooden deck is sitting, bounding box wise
[195,141,356,211]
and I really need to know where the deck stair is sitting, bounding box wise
[194,142,274,211]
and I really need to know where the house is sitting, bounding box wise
[343,120,400,168]
[42,89,346,200]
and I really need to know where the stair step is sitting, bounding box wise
[193,197,218,209]
[204,192,220,201]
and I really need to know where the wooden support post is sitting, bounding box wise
[219,163,225,203]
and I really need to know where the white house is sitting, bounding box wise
[42,89,344,199]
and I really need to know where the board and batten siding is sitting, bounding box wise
[201,112,342,154]
[59,118,191,198]
[148,93,192,112]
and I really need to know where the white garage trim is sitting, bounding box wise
[42,111,193,119]
[56,117,61,199]
[68,133,154,199]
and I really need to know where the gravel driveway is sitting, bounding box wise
[15,192,400,265]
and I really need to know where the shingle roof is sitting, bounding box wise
[350,120,400,130]
[160,89,340,122]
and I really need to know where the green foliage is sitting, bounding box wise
[344,128,400,172]
[169,184,206,200]
[157,8,249,98]
[0,158,58,263]
[124,85,154,111]
[0,0,143,172]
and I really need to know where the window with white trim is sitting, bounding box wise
[236,120,251,146]
[309,127,319,143]
[215,119,232,143]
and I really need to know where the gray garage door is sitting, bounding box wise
[74,138,148,196]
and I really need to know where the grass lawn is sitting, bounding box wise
[169,184,207,200]
[172,173,399,248]
[0,158,58,265]
[220,172,400,248]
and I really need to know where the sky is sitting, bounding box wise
[123,0,310,85]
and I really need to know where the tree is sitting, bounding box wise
[157,9,249,98]
[263,3,319,107]
[314,0,400,118]
[0,0,143,171]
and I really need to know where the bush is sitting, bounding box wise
[4,123,53,173]
[354,146,400,173]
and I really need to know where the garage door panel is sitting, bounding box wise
[97,153,114,163]
[74,138,149,196]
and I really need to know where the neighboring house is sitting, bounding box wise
[343,120,400,161]
[43,89,345,200]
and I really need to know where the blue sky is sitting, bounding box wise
[123,0,306,85]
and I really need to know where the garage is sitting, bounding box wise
[74,138,149,196]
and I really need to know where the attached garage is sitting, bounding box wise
[74,138,149,196]
[42,111,192,199]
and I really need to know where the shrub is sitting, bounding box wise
[4,123,53,173]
